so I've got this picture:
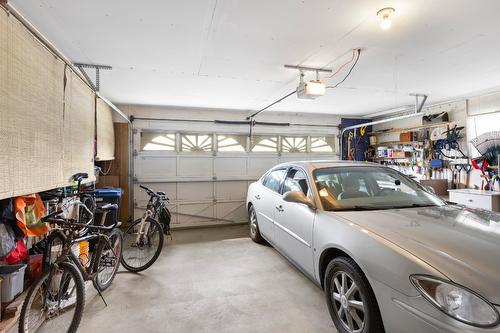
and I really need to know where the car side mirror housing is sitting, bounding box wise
[283,191,316,209]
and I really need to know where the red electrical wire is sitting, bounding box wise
[325,49,357,79]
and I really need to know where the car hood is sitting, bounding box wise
[332,205,500,305]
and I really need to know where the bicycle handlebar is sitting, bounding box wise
[45,217,118,231]
[42,209,119,231]
[139,184,154,195]
[139,184,162,199]
[41,210,64,222]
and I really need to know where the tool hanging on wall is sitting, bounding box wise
[347,131,354,160]
[470,131,500,166]
[471,158,489,190]
[433,125,468,159]
[453,163,472,189]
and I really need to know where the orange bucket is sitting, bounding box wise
[79,241,90,267]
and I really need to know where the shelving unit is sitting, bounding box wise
[368,121,453,180]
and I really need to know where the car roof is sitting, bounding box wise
[272,160,380,171]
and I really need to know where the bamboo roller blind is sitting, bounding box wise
[0,8,115,199]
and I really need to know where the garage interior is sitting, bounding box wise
[1,0,500,332]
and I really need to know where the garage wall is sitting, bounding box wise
[121,105,340,228]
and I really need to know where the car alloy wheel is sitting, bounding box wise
[248,206,264,243]
[331,271,365,333]
[249,209,258,238]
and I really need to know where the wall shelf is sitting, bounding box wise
[372,141,423,147]
[373,121,450,135]
[372,157,412,160]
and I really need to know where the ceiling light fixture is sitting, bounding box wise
[377,7,395,30]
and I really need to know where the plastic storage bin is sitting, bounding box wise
[94,187,122,226]
[0,264,26,303]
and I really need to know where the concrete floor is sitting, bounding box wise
[78,225,336,333]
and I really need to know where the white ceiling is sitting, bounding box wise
[10,0,500,116]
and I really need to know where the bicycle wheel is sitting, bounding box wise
[121,217,164,272]
[19,262,85,333]
[93,228,123,291]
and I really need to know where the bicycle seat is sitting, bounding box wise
[157,191,166,195]
[72,173,89,182]
[98,203,118,210]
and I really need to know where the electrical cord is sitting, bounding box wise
[327,48,361,89]
[325,49,357,79]
[246,48,361,120]
[99,160,113,175]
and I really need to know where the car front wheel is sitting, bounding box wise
[324,257,384,333]
[248,205,264,243]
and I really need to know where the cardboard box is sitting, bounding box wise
[400,132,413,142]
[394,151,406,158]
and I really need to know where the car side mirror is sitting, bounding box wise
[283,191,316,209]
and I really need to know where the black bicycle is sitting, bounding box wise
[121,185,170,272]
[19,205,122,333]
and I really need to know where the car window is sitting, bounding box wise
[313,166,444,211]
[263,169,286,193]
[261,172,270,185]
[282,168,309,195]
[373,173,416,195]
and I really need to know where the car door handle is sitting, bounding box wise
[254,195,261,200]
[275,205,284,212]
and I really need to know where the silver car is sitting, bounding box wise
[246,160,500,333]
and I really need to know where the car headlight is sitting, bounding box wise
[411,275,499,328]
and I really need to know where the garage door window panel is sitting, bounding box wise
[281,136,307,153]
[311,137,335,153]
[141,132,176,151]
[251,136,278,152]
[181,134,213,152]
[217,134,246,152]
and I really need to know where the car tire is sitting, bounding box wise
[324,257,384,333]
[248,205,264,243]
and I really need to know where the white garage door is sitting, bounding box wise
[132,118,338,228]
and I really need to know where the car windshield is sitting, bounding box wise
[313,166,445,211]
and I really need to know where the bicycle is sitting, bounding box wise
[121,185,170,272]
[41,173,97,237]
[19,205,122,333]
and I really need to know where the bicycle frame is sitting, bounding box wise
[45,217,119,279]
[135,193,164,242]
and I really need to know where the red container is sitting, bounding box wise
[28,254,43,283]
